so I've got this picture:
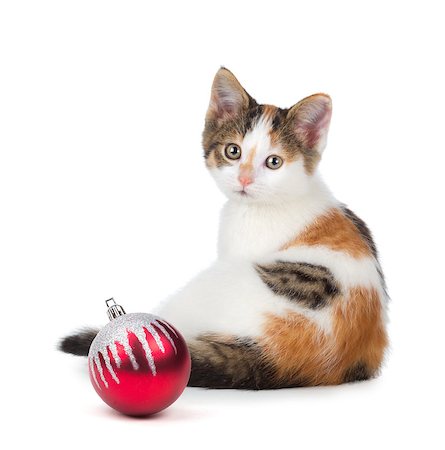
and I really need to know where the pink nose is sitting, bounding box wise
[239,176,253,187]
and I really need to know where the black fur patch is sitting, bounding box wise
[341,206,378,258]
[243,104,264,132]
[341,205,388,296]
[255,261,340,309]
[271,107,288,131]
[58,328,98,356]
[187,335,284,389]
[343,362,371,383]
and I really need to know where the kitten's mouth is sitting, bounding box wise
[235,189,250,197]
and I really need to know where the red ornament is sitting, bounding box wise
[88,299,191,416]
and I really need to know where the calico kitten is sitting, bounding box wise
[60,68,388,389]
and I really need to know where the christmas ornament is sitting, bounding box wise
[88,298,191,416]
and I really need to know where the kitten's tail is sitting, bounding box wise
[58,328,99,356]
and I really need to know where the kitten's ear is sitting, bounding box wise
[287,94,332,152]
[206,67,251,122]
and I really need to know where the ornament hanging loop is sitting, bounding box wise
[106,298,126,321]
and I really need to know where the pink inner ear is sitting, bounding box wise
[213,91,239,118]
[294,97,332,149]
[211,85,246,120]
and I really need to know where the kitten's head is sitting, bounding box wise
[203,68,332,203]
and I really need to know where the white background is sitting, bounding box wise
[1,1,444,448]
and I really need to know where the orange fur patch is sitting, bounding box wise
[262,311,331,385]
[262,104,278,121]
[331,287,388,377]
[282,208,372,258]
[239,145,257,174]
[262,287,387,385]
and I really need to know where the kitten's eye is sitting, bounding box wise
[224,144,242,160]
[266,155,283,169]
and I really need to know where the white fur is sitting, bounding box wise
[217,174,337,260]
[156,119,386,341]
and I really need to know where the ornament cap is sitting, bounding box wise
[106,298,126,321]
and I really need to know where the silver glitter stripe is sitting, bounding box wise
[159,319,179,338]
[144,324,165,353]
[153,320,177,354]
[89,356,101,390]
[94,354,109,388]
[124,334,139,371]
[102,348,120,384]
[109,342,121,368]
[133,327,156,375]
